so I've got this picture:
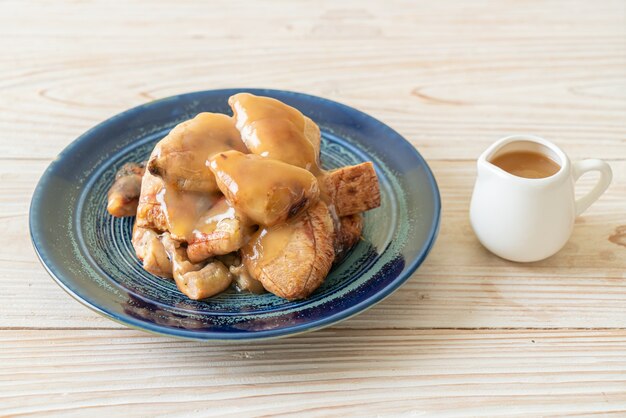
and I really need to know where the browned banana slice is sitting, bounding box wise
[107,162,145,217]
[160,233,232,300]
[186,198,250,263]
[131,224,173,278]
[242,201,334,300]
[147,113,247,193]
[229,92,321,171]
[209,150,319,226]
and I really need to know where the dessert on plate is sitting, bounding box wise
[107,93,381,301]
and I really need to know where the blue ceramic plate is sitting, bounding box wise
[30,89,440,341]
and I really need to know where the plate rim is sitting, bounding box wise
[29,88,441,341]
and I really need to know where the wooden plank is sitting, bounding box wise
[6,159,625,329]
[0,0,624,161]
[1,329,626,417]
[2,0,626,414]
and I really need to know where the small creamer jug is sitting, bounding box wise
[470,135,612,262]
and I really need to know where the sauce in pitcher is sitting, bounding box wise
[491,151,560,179]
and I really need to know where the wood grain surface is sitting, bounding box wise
[1,0,625,416]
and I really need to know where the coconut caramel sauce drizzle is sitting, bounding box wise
[218,92,342,267]
[149,113,246,242]
[155,172,336,270]
[208,151,320,226]
[229,92,322,174]
[148,112,247,193]
[153,93,341,273]
[193,198,238,236]
[231,166,338,267]
[155,183,220,241]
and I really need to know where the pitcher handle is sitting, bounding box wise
[572,159,612,216]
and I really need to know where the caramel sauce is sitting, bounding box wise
[209,150,319,226]
[230,93,305,130]
[156,182,218,240]
[229,93,321,173]
[152,95,332,270]
[151,113,247,193]
[491,151,560,179]
[116,90,383,299]
[193,198,238,236]
[242,221,299,265]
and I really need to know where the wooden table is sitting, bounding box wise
[2,0,625,415]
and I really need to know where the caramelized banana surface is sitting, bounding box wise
[209,150,320,226]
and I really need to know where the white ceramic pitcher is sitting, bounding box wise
[470,135,612,262]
